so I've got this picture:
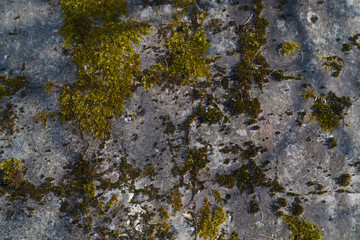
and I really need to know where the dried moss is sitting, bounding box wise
[249,196,260,214]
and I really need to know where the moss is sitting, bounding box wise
[213,189,222,203]
[319,55,343,77]
[229,231,242,240]
[203,107,223,125]
[338,173,351,187]
[144,163,157,180]
[349,33,360,49]
[155,23,214,86]
[311,16,318,24]
[280,41,301,56]
[0,158,26,189]
[183,147,209,178]
[327,137,337,149]
[296,111,307,127]
[196,198,226,240]
[0,103,17,136]
[33,110,48,129]
[168,188,183,215]
[0,75,27,100]
[308,91,351,132]
[106,193,118,209]
[282,214,322,240]
[249,197,260,214]
[273,198,287,212]
[217,159,268,193]
[159,206,169,220]
[299,87,316,101]
[58,0,151,139]
[341,43,352,52]
[290,201,304,216]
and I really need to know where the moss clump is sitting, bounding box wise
[168,188,183,215]
[229,91,262,122]
[0,158,26,189]
[290,199,304,216]
[58,0,151,139]
[33,110,49,129]
[183,147,209,178]
[308,91,351,132]
[337,173,351,187]
[0,103,16,136]
[196,198,226,240]
[213,189,222,203]
[282,214,322,240]
[327,137,337,149]
[349,33,360,49]
[155,24,214,86]
[144,163,157,180]
[229,231,242,240]
[319,55,343,77]
[159,206,169,220]
[273,198,287,212]
[0,75,27,100]
[203,107,223,125]
[341,43,352,52]
[280,41,301,56]
[249,196,260,214]
[217,159,268,193]
[299,87,316,101]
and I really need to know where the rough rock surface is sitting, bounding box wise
[0,0,359,239]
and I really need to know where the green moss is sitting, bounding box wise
[0,75,27,100]
[249,196,260,214]
[0,158,26,189]
[159,206,169,220]
[203,107,223,125]
[282,214,322,240]
[280,41,301,56]
[168,188,183,215]
[308,91,351,132]
[290,201,304,216]
[58,0,151,139]
[341,43,352,52]
[213,189,222,203]
[299,87,316,101]
[196,198,226,240]
[33,110,48,129]
[319,55,343,77]
[338,173,351,187]
[273,198,287,212]
[229,231,242,240]
[217,159,268,193]
[144,163,157,180]
[328,137,337,149]
[311,16,318,24]
[349,33,360,49]
[183,147,209,178]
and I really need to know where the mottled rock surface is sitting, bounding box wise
[0,0,359,239]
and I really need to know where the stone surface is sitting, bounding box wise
[0,0,359,239]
